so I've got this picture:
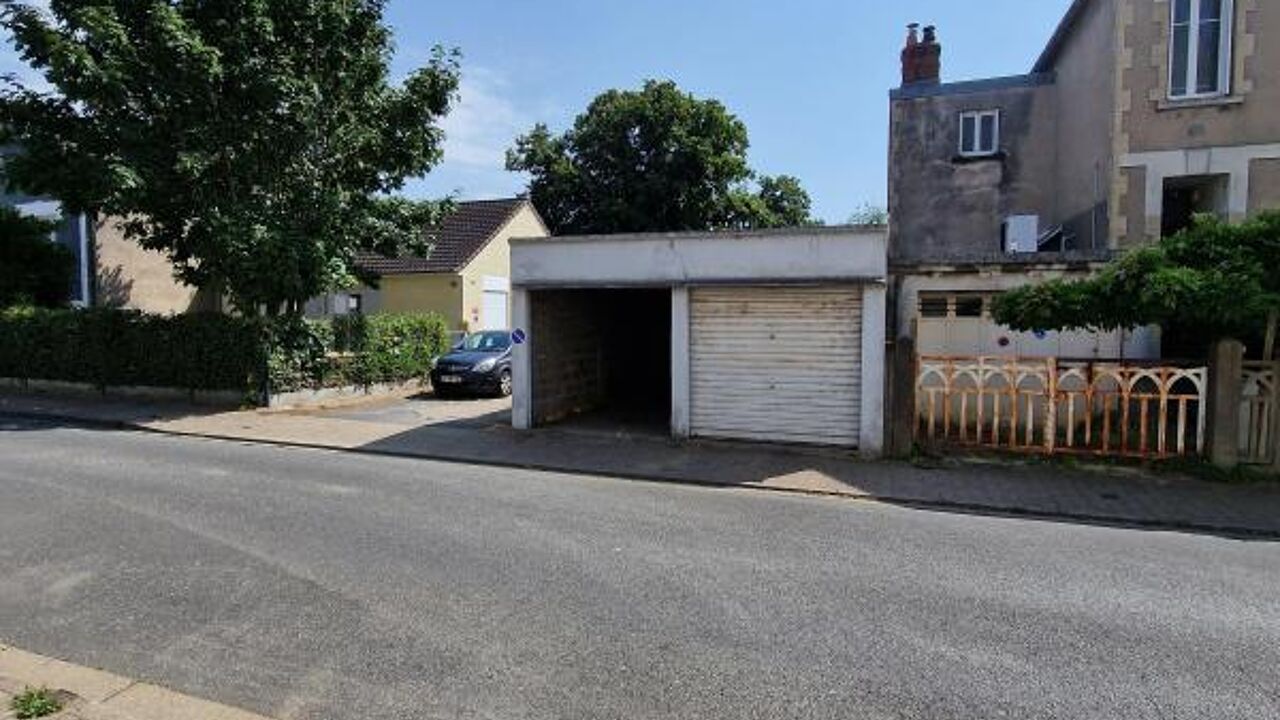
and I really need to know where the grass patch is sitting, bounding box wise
[10,687,62,719]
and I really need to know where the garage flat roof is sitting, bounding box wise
[511,225,888,288]
[509,223,885,246]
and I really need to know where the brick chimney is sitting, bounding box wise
[901,23,942,86]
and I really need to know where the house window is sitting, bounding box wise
[959,110,1000,157]
[919,295,950,318]
[918,293,988,319]
[13,201,90,306]
[1169,0,1233,99]
[954,296,985,318]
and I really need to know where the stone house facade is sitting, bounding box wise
[888,0,1280,359]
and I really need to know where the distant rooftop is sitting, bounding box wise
[358,198,534,275]
[890,73,1055,100]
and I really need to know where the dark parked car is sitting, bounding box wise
[430,330,513,398]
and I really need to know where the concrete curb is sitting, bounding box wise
[5,409,1278,540]
[0,644,273,720]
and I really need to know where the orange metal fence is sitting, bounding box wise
[915,356,1208,459]
[1240,361,1279,465]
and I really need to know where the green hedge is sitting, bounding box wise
[0,307,450,400]
[0,306,265,392]
[267,312,450,393]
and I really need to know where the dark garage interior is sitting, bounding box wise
[529,288,670,432]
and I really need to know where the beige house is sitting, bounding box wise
[309,198,549,331]
[94,218,219,314]
[95,198,549,322]
[888,0,1280,359]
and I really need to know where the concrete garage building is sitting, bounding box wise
[509,226,888,456]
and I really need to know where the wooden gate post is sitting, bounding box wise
[888,334,918,458]
[1206,339,1245,468]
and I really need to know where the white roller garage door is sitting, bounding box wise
[690,285,862,447]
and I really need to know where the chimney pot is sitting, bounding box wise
[901,23,922,85]
[915,25,942,85]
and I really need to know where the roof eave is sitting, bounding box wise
[451,198,531,273]
[1033,0,1091,73]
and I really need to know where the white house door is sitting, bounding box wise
[481,276,510,331]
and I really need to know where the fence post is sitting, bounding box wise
[1045,357,1058,454]
[1271,360,1280,472]
[888,334,918,458]
[1206,338,1244,468]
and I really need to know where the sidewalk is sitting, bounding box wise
[1,644,270,720]
[3,390,1279,538]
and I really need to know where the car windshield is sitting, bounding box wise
[460,331,511,352]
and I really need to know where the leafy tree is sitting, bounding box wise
[749,175,820,228]
[848,203,888,226]
[0,205,74,308]
[991,212,1280,353]
[1,0,460,315]
[506,80,816,234]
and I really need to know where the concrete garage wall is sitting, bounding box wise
[511,226,886,288]
[899,270,1161,360]
[512,227,890,456]
[528,290,606,424]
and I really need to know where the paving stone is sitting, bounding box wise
[98,684,270,720]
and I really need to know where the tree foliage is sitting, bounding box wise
[0,205,75,308]
[1,0,460,314]
[747,175,820,228]
[992,212,1280,342]
[848,203,888,226]
[506,80,816,234]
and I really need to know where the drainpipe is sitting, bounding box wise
[79,213,91,306]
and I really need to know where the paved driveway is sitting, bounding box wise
[1,418,1277,720]
[307,392,511,430]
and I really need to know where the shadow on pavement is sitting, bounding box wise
[0,390,234,429]
[3,388,1278,542]
[356,398,1280,542]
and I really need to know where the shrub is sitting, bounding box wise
[0,306,448,400]
[0,206,76,308]
[264,315,332,394]
[10,687,61,719]
[267,312,449,392]
[0,306,265,393]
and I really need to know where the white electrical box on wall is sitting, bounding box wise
[1003,215,1040,254]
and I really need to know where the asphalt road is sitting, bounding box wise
[0,417,1277,720]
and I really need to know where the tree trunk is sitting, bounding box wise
[1265,310,1278,361]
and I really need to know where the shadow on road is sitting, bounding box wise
[3,388,1278,542]
[355,397,1280,543]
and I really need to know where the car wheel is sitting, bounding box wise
[434,385,454,400]
[497,369,512,398]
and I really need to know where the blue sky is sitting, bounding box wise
[3,1,1073,224]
